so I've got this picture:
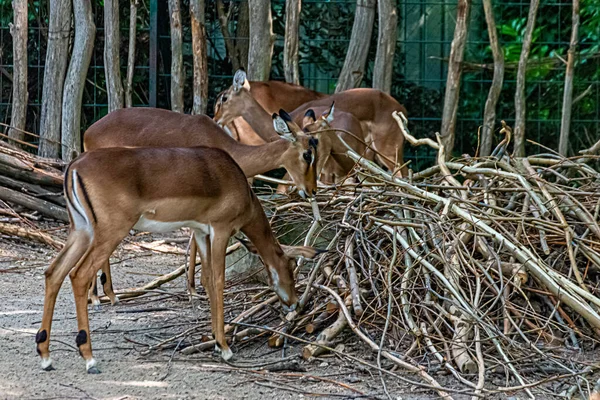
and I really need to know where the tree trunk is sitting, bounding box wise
[247,0,274,81]
[190,0,208,114]
[439,0,471,158]
[217,0,249,71]
[480,0,504,157]
[372,0,397,94]
[61,0,95,162]
[283,0,301,84]
[125,0,138,108]
[335,0,376,93]
[237,1,250,69]
[9,0,28,146]
[559,0,579,156]
[38,0,72,159]
[104,0,124,112]
[513,0,540,157]
[168,0,184,112]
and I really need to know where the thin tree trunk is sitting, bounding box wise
[439,0,471,158]
[125,0,138,108]
[9,0,28,146]
[191,0,208,114]
[61,0,95,162]
[104,0,124,112]
[336,0,376,93]
[559,0,580,156]
[248,0,274,81]
[373,0,397,94]
[39,0,71,158]
[283,0,301,84]
[217,0,249,71]
[237,1,250,69]
[480,0,504,157]
[217,0,238,70]
[168,0,184,112]
[513,0,540,157]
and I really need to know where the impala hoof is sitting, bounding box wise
[87,366,100,374]
[111,296,120,306]
[92,299,101,311]
[86,358,100,374]
[216,345,234,361]
[41,358,54,371]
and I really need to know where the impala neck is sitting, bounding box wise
[221,138,288,178]
[237,93,280,142]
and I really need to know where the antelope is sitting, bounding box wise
[215,69,408,176]
[36,146,323,373]
[83,108,321,306]
[213,68,327,145]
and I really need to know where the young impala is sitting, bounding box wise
[36,146,322,373]
[83,107,322,306]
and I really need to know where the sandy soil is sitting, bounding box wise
[0,229,442,400]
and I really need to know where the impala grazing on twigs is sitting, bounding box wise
[214,68,327,145]
[83,105,322,306]
[36,146,323,373]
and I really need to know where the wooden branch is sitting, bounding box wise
[0,174,65,207]
[0,187,68,222]
[0,222,63,249]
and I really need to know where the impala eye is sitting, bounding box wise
[222,96,228,102]
[303,150,312,163]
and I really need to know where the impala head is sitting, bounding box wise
[299,102,336,179]
[273,110,320,199]
[214,68,253,127]
[240,238,326,310]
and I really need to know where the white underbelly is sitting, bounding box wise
[133,215,211,234]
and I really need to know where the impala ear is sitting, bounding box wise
[322,102,335,124]
[302,109,316,128]
[272,113,297,142]
[281,245,327,259]
[233,68,248,92]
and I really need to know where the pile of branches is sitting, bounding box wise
[0,141,66,249]
[178,122,600,398]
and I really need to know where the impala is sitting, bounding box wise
[36,146,322,373]
[214,68,327,145]
[216,69,409,177]
[83,107,321,306]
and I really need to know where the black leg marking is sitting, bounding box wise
[75,330,87,347]
[100,272,107,286]
[36,347,41,356]
[35,330,47,344]
[92,283,98,296]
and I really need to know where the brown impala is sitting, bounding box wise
[83,106,321,307]
[36,146,322,373]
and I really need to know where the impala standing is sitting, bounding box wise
[36,146,322,373]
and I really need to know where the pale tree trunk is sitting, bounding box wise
[336,0,376,93]
[168,0,184,112]
[217,0,249,71]
[283,0,301,84]
[61,0,95,162]
[480,0,504,157]
[191,0,208,114]
[9,0,28,146]
[439,0,471,158]
[104,0,124,112]
[559,0,579,156]
[125,0,138,108]
[248,0,274,81]
[373,0,397,94]
[39,0,71,159]
[513,0,540,157]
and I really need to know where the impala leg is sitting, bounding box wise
[38,231,91,371]
[276,172,291,194]
[188,232,198,297]
[69,237,123,374]
[99,260,119,305]
[208,233,232,361]
[88,275,101,310]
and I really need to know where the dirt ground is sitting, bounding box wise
[0,229,448,400]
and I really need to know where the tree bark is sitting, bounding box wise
[168,0,184,112]
[104,0,124,112]
[283,0,301,84]
[247,0,274,81]
[237,1,250,69]
[0,187,68,222]
[559,0,579,156]
[9,0,28,146]
[190,0,208,114]
[38,0,71,159]
[336,0,376,93]
[217,0,249,71]
[125,0,138,108]
[61,0,95,162]
[513,0,540,157]
[480,0,504,157]
[372,0,397,94]
[439,0,471,158]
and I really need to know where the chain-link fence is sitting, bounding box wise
[1,0,598,168]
